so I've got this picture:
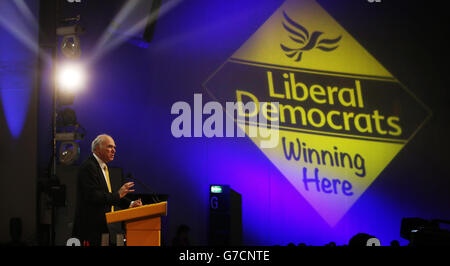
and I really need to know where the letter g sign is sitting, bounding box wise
[210,196,218,210]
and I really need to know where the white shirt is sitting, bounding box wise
[93,153,135,208]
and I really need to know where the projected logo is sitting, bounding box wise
[280,11,342,62]
[203,0,431,226]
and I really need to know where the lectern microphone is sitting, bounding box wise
[126,174,160,203]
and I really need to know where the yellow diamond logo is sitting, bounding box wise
[203,0,431,226]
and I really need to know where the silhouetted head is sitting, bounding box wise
[349,233,375,246]
[390,240,400,246]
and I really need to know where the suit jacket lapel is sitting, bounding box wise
[89,155,109,192]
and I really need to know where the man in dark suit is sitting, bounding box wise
[73,134,142,246]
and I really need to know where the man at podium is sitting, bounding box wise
[72,134,142,246]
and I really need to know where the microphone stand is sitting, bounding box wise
[126,174,160,203]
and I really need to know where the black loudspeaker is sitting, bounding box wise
[54,165,124,245]
[208,185,242,246]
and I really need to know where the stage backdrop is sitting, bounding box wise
[0,0,39,244]
[34,0,450,245]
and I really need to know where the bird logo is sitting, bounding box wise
[280,11,342,62]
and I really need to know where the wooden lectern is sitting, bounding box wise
[105,202,167,246]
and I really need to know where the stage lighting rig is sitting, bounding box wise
[56,22,85,59]
[55,108,85,165]
[43,7,87,247]
[58,141,80,165]
[52,16,87,170]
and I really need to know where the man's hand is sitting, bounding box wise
[119,182,135,198]
[130,198,143,208]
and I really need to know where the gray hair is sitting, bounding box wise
[91,134,112,153]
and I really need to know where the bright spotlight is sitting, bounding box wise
[57,63,86,92]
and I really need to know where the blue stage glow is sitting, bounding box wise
[0,72,32,139]
[0,1,37,139]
